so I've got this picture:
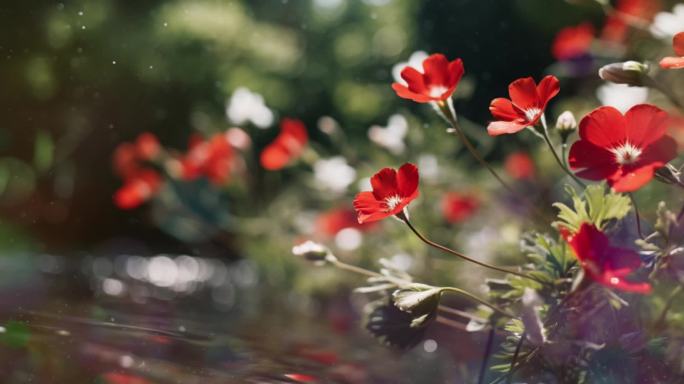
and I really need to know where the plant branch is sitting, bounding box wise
[540,114,586,188]
[478,326,497,384]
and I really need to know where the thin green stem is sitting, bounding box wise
[561,143,569,169]
[401,215,546,285]
[506,331,526,384]
[540,114,586,188]
[442,287,517,319]
[628,193,645,239]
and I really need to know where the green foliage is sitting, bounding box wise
[553,184,632,232]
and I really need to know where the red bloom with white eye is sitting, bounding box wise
[441,192,479,223]
[486,75,560,136]
[260,118,308,170]
[391,54,465,103]
[114,170,162,210]
[568,104,677,192]
[552,23,595,60]
[564,223,651,294]
[660,32,684,69]
[353,163,419,224]
[505,152,536,180]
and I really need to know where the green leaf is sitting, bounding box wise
[553,184,631,231]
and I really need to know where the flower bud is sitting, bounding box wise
[292,241,336,265]
[598,61,649,87]
[555,111,577,132]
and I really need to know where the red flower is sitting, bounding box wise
[568,104,677,192]
[660,32,684,69]
[113,132,161,178]
[564,223,651,294]
[505,152,536,180]
[391,54,465,103]
[601,0,661,43]
[180,133,235,184]
[114,170,162,210]
[260,118,308,170]
[353,163,419,224]
[552,23,595,60]
[102,372,153,384]
[441,192,479,223]
[486,75,560,136]
[316,208,375,237]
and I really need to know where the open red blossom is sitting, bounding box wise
[486,75,560,136]
[260,118,308,170]
[552,23,595,61]
[564,223,651,294]
[391,54,464,103]
[181,133,235,184]
[660,32,684,69]
[568,104,677,192]
[353,163,419,224]
[441,192,479,223]
[114,170,162,210]
[505,152,536,180]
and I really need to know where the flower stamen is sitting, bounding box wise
[384,195,403,211]
[524,107,542,122]
[610,142,642,165]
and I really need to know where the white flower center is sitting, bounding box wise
[384,195,403,211]
[610,142,642,165]
[524,108,542,122]
[429,85,448,98]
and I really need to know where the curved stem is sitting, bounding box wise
[506,331,526,384]
[401,216,546,285]
[540,114,586,188]
[442,287,517,319]
[628,193,645,239]
[478,326,497,384]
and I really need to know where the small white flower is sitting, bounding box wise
[368,114,408,155]
[313,156,356,193]
[226,87,274,129]
[596,83,648,113]
[651,4,684,38]
[392,51,428,85]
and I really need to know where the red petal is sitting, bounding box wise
[400,66,428,94]
[639,135,678,166]
[567,223,610,264]
[608,165,657,192]
[536,75,560,110]
[446,59,465,90]
[579,106,626,147]
[486,121,527,136]
[353,191,391,223]
[396,163,419,199]
[625,104,668,147]
[674,31,684,56]
[281,118,308,147]
[422,54,449,89]
[599,276,651,294]
[568,139,617,181]
[370,167,398,200]
[260,142,291,170]
[489,98,521,122]
[660,56,684,69]
[508,77,538,111]
[391,83,433,103]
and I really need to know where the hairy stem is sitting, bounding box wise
[628,193,645,239]
[442,287,517,319]
[540,114,586,188]
[478,326,497,384]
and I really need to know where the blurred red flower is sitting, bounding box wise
[113,132,161,178]
[114,170,162,210]
[441,192,479,223]
[260,118,308,170]
[660,32,684,69]
[102,372,153,384]
[505,152,536,180]
[353,163,419,224]
[601,0,661,43]
[486,75,560,136]
[391,54,464,103]
[316,207,375,237]
[552,23,595,60]
[181,133,235,185]
[568,104,677,192]
[564,223,651,294]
